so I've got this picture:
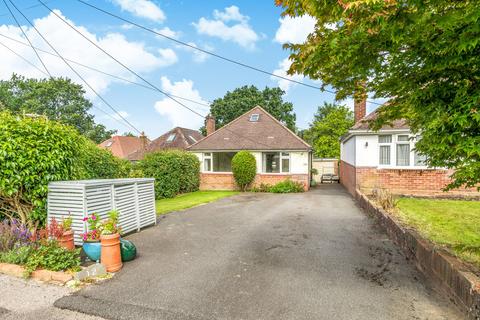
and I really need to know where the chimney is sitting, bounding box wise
[140,131,148,150]
[354,82,367,123]
[206,115,215,136]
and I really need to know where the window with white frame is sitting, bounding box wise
[413,135,427,166]
[378,135,392,165]
[396,135,411,166]
[263,152,290,173]
[203,152,236,172]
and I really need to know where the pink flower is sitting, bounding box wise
[83,217,88,222]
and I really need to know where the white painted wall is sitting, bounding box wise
[355,135,378,167]
[194,151,309,174]
[341,136,356,165]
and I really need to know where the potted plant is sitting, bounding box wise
[99,210,123,272]
[58,215,75,250]
[82,213,101,262]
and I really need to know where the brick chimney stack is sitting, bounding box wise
[206,115,215,136]
[140,131,148,150]
[354,82,367,123]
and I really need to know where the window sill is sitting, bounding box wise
[377,166,439,170]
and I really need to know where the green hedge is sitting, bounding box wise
[0,112,130,226]
[137,150,200,199]
[231,151,256,191]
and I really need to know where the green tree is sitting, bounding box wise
[276,0,480,190]
[0,74,116,144]
[304,103,354,158]
[205,85,296,132]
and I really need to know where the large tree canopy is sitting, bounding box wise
[276,0,480,190]
[206,85,296,132]
[304,103,353,159]
[0,74,116,144]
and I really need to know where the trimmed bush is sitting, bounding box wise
[0,112,131,226]
[137,150,200,199]
[231,151,257,191]
[268,180,305,193]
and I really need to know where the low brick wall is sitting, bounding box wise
[339,161,356,195]
[355,191,480,319]
[0,263,73,284]
[199,173,309,191]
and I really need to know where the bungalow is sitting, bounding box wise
[127,127,203,161]
[340,99,479,197]
[188,106,312,190]
[99,135,149,160]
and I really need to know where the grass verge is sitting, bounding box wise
[395,198,480,268]
[156,191,239,215]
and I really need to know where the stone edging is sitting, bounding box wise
[0,262,73,285]
[355,190,480,319]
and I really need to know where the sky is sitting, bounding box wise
[0,0,380,139]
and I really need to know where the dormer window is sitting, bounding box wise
[189,135,197,143]
[249,114,259,122]
[167,134,176,142]
[106,141,113,147]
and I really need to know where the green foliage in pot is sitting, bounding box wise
[100,210,121,236]
[231,151,257,191]
[138,150,200,199]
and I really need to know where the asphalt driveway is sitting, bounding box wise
[56,184,463,320]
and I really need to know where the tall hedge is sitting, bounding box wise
[137,150,200,199]
[0,112,130,226]
[231,151,257,191]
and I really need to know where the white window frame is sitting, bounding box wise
[203,153,212,172]
[262,152,290,174]
[376,133,429,169]
[396,134,411,167]
[378,135,392,165]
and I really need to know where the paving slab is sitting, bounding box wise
[56,185,464,320]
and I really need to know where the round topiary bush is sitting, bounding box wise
[231,151,257,191]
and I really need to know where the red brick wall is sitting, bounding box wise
[200,173,309,191]
[340,160,479,197]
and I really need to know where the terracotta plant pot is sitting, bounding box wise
[58,230,75,251]
[100,233,123,272]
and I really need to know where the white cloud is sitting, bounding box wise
[111,0,165,22]
[271,57,304,93]
[274,15,316,44]
[154,27,180,39]
[178,42,212,63]
[0,10,177,97]
[193,6,259,49]
[154,77,210,128]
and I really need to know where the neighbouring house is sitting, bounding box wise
[98,135,149,160]
[127,127,203,161]
[340,99,479,197]
[188,106,312,190]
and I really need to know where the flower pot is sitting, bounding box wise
[83,241,101,262]
[58,230,75,250]
[100,233,123,272]
[120,239,137,262]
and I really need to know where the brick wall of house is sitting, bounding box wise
[199,173,310,191]
[340,160,479,197]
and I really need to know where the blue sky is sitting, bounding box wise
[0,0,379,138]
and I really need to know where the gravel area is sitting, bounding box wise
[0,274,103,320]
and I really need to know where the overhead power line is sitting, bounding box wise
[0,0,54,17]
[0,32,212,108]
[6,0,142,135]
[74,0,383,107]
[2,0,51,77]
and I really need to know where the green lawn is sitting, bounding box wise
[396,198,480,268]
[155,191,239,215]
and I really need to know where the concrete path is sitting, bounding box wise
[0,274,103,320]
[56,185,464,320]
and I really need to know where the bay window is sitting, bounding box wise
[263,152,290,173]
[203,152,236,172]
[396,135,410,166]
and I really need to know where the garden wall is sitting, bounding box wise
[355,190,480,319]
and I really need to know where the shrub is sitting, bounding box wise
[78,140,131,179]
[24,240,81,276]
[138,150,200,199]
[250,183,271,193]
[231,151,257,191]
[0,245,34,265]
[269,180,305,193]
[0,219,32,251]
[372,188,397,210]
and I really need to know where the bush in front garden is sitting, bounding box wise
[268,180,305,193]
[0,112,131,226]
[231,151,257,191]
[137,150,200,199]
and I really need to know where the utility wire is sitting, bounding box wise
[74,0,383,107]
[39,0,206,118]
[7,0,142,134]
[0,0,54,17]
[0,38,136,130]
[0,40,48,76]
[0,32,212,107]
[2,0,51,77]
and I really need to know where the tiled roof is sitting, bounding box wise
[98,136,147,159]
[127,127,203,161]
[188,106,311,151]
[351,110,410,130]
